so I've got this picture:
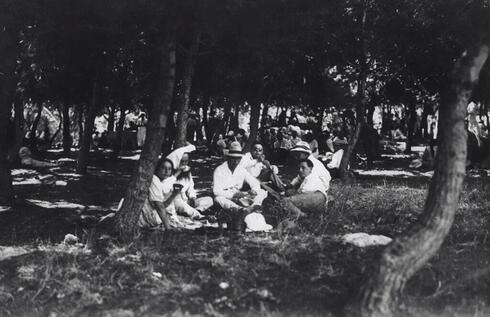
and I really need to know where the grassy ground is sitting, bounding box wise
[0,150,489,316]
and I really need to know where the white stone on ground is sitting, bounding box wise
[342,232,392,247]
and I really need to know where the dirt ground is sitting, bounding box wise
[0,149,489,316]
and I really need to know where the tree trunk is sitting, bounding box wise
[339,3,368,182]
[115,37,177,236]
[404,102,417,154]
[76,70,99,174]
[174,29,201,148]
[247,102,262,150]
[29,100,44,150]
[0,26,19,205]
[49,106,63,148]
[111,106,127,160]
[77,105,84,147]
[354,42,489,317]
[221,99,232,136]
[62,103,71,155]
[202,95,210,143]
[107,105,116,132]
[260,102,269,128]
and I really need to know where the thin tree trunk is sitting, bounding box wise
[221,99,232,136]
[115,37,177,236]
[404,101,417,154]
[247,102,261,149]
[49,106,63,148]
[175,29,201,148]
[62,103,71,155]
[76,69,100,174]
[354,42,489,317]
[202,94,210,143]
[77,105,84,147]
[111,106,127,160]
[29,99,43,150]
[260,102,269,128]
[0,26,18,205]
[107,105,116,132]
[339,2,368,181]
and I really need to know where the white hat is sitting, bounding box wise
[166,143,196,168]
[226,141,243,158]
[290,141,312,154]
[244,212,273,232]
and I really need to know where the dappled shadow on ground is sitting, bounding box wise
[0,149,489,316]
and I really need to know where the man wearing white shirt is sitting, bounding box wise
[240,141,285,191]
[213,141,267,212]
[289,141,331,192]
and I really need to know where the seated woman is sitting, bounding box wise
[166,144,213,219]
[138,159,182,229]
[262,159,327,226]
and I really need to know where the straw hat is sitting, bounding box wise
[244,212,273,232]
[226,141,243,157]
[290,141,312,154]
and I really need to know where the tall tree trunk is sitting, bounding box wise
[62,103,71,155]
[339,2,368,181]
[221,99,232,136]
[111,106,127,160]
[0,26,19,205]
[404,101,417,154]
[247,102,261,149]
[260,102,269,128]
[353,42,489,317]
[175,29,201,148]
[366,101,375,127]
[76,70,99,174]
[107,105,116,132]
[49,105,63,148]
[77,105,84,147]
[115,37,177,236]
[29,99,43,150]
[202,94,210,143]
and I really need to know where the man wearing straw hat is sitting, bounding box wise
[213,141,267,213]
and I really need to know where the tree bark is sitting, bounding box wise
[76,69,100,174]
[49,106,63,148]
[404,101,417,154]
[107,105,116,132]
[354,42,489,317]
[247,102,262,150]
[62,103,71,155]
[174,29,201,148]
[339,2,368,182]
[115,37,177,236]
[29,99,44,150]
[0,25,19,205]
[77,105,84,147]
[111,106,127,160]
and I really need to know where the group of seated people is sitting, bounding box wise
[137,139,332,232]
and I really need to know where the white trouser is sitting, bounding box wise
[214,189,267,211]
[174,196,213,217]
